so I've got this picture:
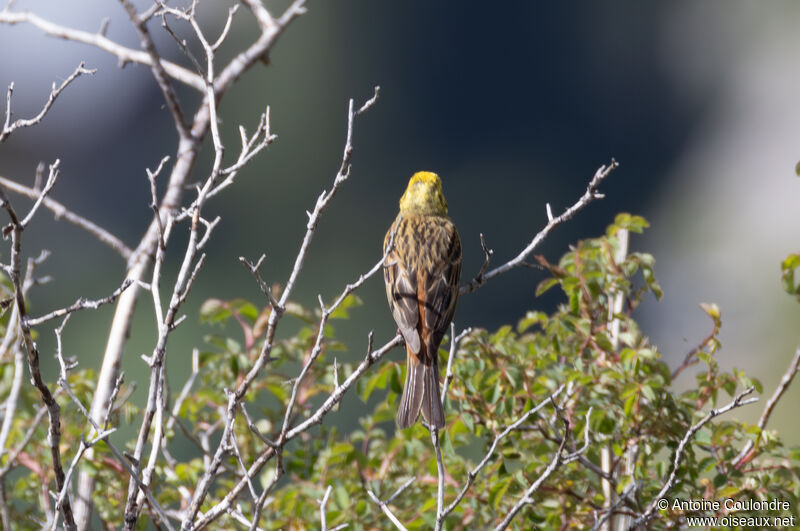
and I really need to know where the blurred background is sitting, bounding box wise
[1,0,799,443]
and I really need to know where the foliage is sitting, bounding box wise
[1,214,799,529]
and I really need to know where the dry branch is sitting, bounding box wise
[462,159,617,294]
[0,185,77,530]
[1,63,95,143]
[629,387,757,529]
[733,347,800,467]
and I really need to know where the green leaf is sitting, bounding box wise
[228,298,259,321]
[623,393,636,417]
[360,364,389,402]
[640,384,656,402]
[266,383,288,402]
[334,485,350,511]
[199,298,230,324]
[461,413,474,433]
[536,277,559,296]
[329,294,363,320]
[518,311,546,332]
[781,253,800,295]
[285,301,315,323]
[488,476,513,509]
[699,302,721,321]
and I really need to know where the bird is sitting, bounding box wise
[383,171,462,429]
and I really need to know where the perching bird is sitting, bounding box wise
[383,171,462,429]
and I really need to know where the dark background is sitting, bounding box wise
[1,1,799,442]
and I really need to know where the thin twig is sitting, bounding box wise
[431,427,445,531]
[462,159,618,294]
[441,324,471,408]
[190,335,404,529]
[27,278,133,326]
[119,0,189,139]
[733,347,800,467]
[75,1,310,525]
[591,482,638,531]
[182,87,379,529]
[0,11,204,90]
[366,478,415,531]
[0,188,77,530]
[439,387,566,525]
[0,175,133,260]
[492,414,572,531]
[58,373,174,530]
[0,405,48,478]
[629,387,757,529]
[318,485,332,531]
[20,159,60,227]
[1,64,95,143]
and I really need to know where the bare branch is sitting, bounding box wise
[462,159,618,294]
[440,387,566,524]
[431,428,445,531]
[0,175,133,260]
[123,170,216,527]
[441,324,471,408]
[0,64,95,143]
[230,417,259,504]
[49,428,115,531]
[0,257,31,460]
[165,349,199,433]
[281,86,379,307]
[0,348,23,459]
[290,334,404,438]
[57,361,174,531]
[20,159,60,227]
[0,404,47,479]
[211,5,239,51]
[366,478,415,531]
[228,507,266,531]
[630,387,758,529]
[733,346,800,467]
[75,1,311,524]
[224,240,395,525]
[159,13,204,77]
[318,485,332,531]
[213,108,277,195]
[0,10,204,90]
[182,88,380,528]
[493,414,571,531]
[191,335,404,529]
[239,402,277,449]
[102,372,125,431]
[240,0,278,32]
[591,482,638,531]
[469,233,494,287]
[0,188,77,530]
[120,0,190,139]
[239,254,282,312]
[27,278,133,326]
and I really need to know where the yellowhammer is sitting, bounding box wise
[383,171,462,429]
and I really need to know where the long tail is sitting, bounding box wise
[397,345,445,429]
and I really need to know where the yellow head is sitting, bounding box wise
[398,171,448,216]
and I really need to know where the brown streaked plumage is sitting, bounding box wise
[384,172,461,429]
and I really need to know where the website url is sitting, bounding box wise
[685,515,796,528]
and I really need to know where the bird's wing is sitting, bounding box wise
[420,222,462,351]
[384,219,421,354]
